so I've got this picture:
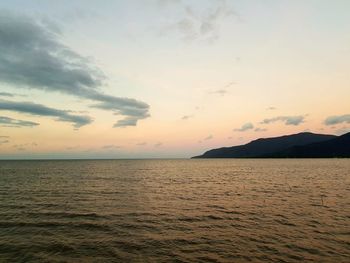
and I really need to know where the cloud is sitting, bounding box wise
[136,142,147,146]
[266,107,276,110]
[0,12,150,127]
[0,92,26,98]
[102,145,122,150]
[0,99,92,128]
[113,116,145,128]
[0,92,14,97]
[324,114,350,126]
[234,122,254,132]
[160,0,237,42]
[154,142,163,147]
[209,89,228,96]
[260,116,305,126]
[224,81,236,88]
[204,134,213,140]
[0,139,9,144]
[209,81,236,96]
[0,116,39,128]
[254,127,267,132]
[181,115,193,120]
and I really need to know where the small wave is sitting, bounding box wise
[0,221,112,231]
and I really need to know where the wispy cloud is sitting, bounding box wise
[260,115,305,126]
[154,142,163,147]
[0,116,39,128]
[204,134,213,140]
[324,114,350,126]
[12,142,38,151]
[209,89,228,96]
[0,99,92,128]
[102,145,122,150]
[0,12,150,127]
[181,115,193,120]
[198,134,213,143]
[136,142,147,146]
[266,107,276,110]
[0,138,9,144]
[254,127,267,132]
[209,81,236,96]
[159,0,238,43]
[234,122,254,132]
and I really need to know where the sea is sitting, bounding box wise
[0,159,349,262]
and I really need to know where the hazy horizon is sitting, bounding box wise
[1,0,350,159]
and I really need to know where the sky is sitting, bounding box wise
[0,0,350,159]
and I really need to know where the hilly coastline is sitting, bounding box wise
[192,132,350,158]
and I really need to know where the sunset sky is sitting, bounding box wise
[0,0,349,158]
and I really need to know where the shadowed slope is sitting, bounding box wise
[192,132,337,158]
[265,132,350,158]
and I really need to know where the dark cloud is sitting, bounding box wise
[324,114,350,126]
[0,99,92,128]
[0,92,26,98]
[113,116,146,128]
[254,127,267,132]
[0,92,14,97]
[260,116,305,126]
[234,122,254,132]
[0,12,150,127]
[0,115,39,128]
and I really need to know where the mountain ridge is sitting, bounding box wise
[192,132,350,158]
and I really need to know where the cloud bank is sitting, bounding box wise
[234,122,254,132]
[0,12,150,127]
[0,99,92,128]
[260,116,305,126]
[324,114,350,126]
[0,116,39,128]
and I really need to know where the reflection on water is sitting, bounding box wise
[0,159,349,262]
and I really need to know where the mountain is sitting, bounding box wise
[265,132,350,158]
[192,132,338,158]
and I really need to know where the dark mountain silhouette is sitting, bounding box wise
[264,132,350,158]
[192,132,340,158]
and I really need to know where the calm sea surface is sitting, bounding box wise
[0,159,349,262]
